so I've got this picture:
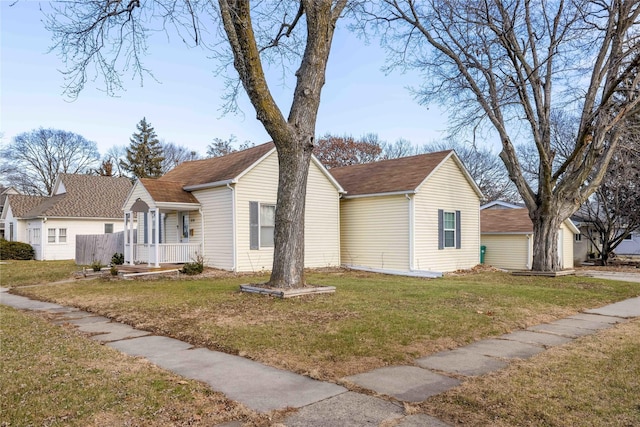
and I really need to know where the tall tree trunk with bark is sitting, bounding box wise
[219,0,346,287]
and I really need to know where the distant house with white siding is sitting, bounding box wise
[481,207,579,270]
[329,150,484,276]
[122,142,344,272]
[0,174,132,260]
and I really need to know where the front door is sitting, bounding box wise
[180,212,189,243]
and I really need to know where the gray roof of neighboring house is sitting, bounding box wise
[9,174,132,219]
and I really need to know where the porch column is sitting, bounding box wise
[125,211,134,265]
[153,209,160,268]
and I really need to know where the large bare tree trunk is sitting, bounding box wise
[530,208,562,271]
[270,139,314,287]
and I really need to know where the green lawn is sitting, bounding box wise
[0,259,78,287]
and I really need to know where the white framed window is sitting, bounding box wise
[48,228,56,243]
[104,223,114,234]
[623,233,633,241]
[575,234,582,242]
[58,228,67,243]
[250,202,276,249]
[443,211,456,248]
[33,228,40,242]
[438,209,461,250]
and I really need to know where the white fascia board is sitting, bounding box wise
[311,155,345,193]
[155,202,201,211]
[342,190,416,199]
[184,179,236,192]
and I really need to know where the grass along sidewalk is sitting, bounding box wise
[5,262,640,381]
[0,259,78,287]
[0,305,266,427]
[422,318,640,426]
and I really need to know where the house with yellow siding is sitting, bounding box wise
[480,206,579,270]
[122,142,343,272]
[330,151,484,277]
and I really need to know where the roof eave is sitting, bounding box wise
[184,178,237,192]
[342,190,416,199]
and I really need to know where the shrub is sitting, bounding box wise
[0,239,35,260]
[111,253,124,265]
[90,260,104,272]
[110,265,119,276]
[181,254,204,276]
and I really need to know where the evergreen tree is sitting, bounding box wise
[121,117,164,178]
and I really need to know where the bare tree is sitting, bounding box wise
[161,140,200,173]
[578,111,640,264]
[46,0,349,287]
[365,0,640,271]
[205,134,253,158]
[0,128,100,195]
[313,133,383,168]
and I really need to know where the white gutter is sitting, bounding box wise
[184,179,236,192]
[227,183,237,272]
[342,190,417,199]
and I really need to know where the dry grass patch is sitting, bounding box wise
[0,305,269,427]
[0,259,78,287]
[420,319,640,426]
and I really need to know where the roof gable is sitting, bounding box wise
[161,142,275,187]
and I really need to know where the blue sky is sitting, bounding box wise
[1,1,450,156]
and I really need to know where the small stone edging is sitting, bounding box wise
[239,284,336,298]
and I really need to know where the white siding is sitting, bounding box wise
[235,153,279,272]
[414,157,481,272]
[43,218,125,261]
[192,187,234,270]
[303,160,341,268]
[340,195,410,271]
[234,152,341,272]
[561,222,575,269]
[123,182,155,210]
[481,234,531,270]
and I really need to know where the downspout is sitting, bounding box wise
[227,183,237,272]
[526,234,532,269]
[406,194,414,271]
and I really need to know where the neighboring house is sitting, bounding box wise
[122,142,344,271]
[1,174,132,260]
[481,207,579,270]
[616,231,640,257]
[571,206,640,262]
[330,150,483,276]
[481,200,523,210]
[0,186,19,239]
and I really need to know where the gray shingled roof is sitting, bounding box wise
[14,174,132,219]
[5,194,48,218]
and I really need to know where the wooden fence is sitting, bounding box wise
[76,231,125,265]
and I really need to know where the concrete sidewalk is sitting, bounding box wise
[2,286,639,426]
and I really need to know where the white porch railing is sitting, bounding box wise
[125,243,202,265]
